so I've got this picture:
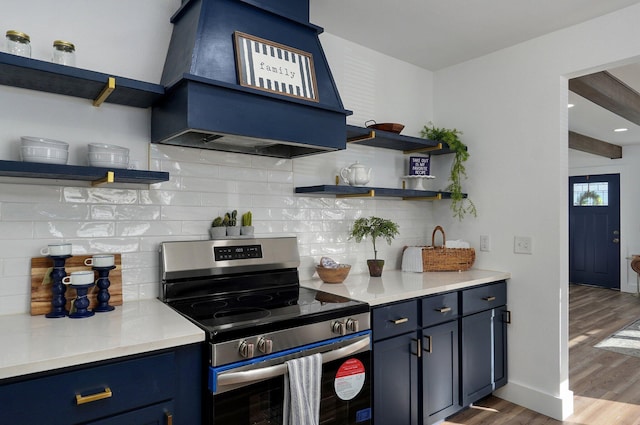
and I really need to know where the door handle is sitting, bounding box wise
[423,335,432,354]
[411,338,422,358]
[613,238,620,244]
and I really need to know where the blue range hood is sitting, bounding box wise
[151,0,350,158]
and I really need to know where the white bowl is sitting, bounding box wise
[88,151,129,168]
[21,136,69,149]
[20,145,69,164]
[88,143,129,154]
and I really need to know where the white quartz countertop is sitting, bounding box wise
[0,299,205,380]
[300,269,511,306]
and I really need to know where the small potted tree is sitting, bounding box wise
[349,216,399,277]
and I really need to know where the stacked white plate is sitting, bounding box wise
[88,143,130,168]
[20,136,69,164]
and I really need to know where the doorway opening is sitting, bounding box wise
[569,173,621,289]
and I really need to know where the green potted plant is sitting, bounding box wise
[209,216,226,238]
[224,210,240,236]
[349,216,399,277]
[241,211,254,236]
[421,122,477,220]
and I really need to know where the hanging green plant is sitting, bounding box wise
[421,122,477,220]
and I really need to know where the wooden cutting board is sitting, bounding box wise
[30,254,123,316]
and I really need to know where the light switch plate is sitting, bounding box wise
[514,236,532,254]
[480,235,491,252]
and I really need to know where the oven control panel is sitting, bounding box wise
[214,244,263,261]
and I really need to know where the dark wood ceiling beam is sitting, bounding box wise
[569,130,622,159]
[569,71,640,126]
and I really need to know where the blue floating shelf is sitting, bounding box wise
[294,185,464,200]
[0,160,169,185]
[0,52,164,108]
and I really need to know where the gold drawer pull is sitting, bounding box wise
[483,296,496,302]
[391,318,409,325]
[436,307,452,313]
[75,387,112,405]
[166,412,174,425]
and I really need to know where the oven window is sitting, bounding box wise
[212,351,371,425]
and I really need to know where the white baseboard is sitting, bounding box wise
[493,381,574,420]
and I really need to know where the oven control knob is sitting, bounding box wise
[332,321,346,336]
[257,337,273,354]
[345,318,359,333]
[239,340,255,358]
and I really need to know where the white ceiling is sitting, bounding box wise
[310,0,640,149]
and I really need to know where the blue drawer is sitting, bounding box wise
[372,299,419,341]
[461,281,507,315]
[0,351,176,424]
[422,292,459,327]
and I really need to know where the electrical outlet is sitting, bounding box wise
[480,235,491,252]
[514,236,532,254]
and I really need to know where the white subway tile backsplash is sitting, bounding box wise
[2,203,91,221]
[34,221,114,238]
[0,222,33,239]
[0,141,439,315]
[90,205,117,220]
[139,190,201,206]
[116,220,181,237]
[63,187,138,204]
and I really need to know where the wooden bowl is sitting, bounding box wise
[365,121,405,134]
[316,265,351,283]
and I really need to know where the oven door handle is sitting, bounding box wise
[216,334,370,389]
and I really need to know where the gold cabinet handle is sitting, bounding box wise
[436,307,452,313]
[75,387,112,405]
[504,310,512,324]
[166,412,173,425]
[423,335,433,354]
[412,337,422,358]
[391,318,409,325]
[483,296,496,302]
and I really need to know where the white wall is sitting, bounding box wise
[0,1,440,315]
[569,147,640,293]
[434,3,640,420]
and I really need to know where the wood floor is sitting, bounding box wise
[441,284,640,425]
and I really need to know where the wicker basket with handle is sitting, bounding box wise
[421,226,475,271]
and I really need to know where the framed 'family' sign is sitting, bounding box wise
[234,31,319,102]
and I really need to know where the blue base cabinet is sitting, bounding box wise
[371,281,508,425]
[461,281,509,406]
[0,343,202,425]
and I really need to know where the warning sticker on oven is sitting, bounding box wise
[334,358,366,401]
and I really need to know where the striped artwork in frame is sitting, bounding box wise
[234,31,319,102]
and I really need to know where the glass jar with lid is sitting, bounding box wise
[52,40,76,66]
[5,30,31,58]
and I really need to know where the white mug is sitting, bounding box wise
[62,271,95,286]
[40,243,72,256]
[84,254,115,268]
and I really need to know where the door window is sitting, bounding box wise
[572,182,608,206]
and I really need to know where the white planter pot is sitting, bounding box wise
[240,226,254,236]
[226,226,241,236]
[209,227,226,239]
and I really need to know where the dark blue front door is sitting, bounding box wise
[569,174,620,289]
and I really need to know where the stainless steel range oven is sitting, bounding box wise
[159,237,371,425]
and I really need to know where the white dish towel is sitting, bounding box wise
[402,247,424,272]
[283,353,322,425]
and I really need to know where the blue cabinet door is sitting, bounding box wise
[461,308,508,406]
[373,332,419,425]
[461,309,493,406]
[422,320,459,425]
